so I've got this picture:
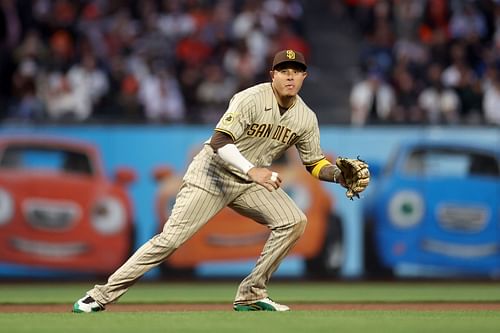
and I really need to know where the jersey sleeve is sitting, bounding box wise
[295,113,325,166]
[214,93,255,141]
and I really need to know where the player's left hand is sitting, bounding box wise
[248,167,282,192]
[335,157,370,200]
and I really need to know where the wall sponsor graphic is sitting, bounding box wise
[0,126,498,278]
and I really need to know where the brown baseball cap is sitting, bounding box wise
[272,49,307,70]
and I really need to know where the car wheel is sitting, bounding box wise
[127,223,136,257]
[363,220,394,278]
[159,263,196,280]
[305,214,344,278]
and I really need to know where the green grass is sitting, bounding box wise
[0,281,499,304]
[1,311,500,333]
[0,281,499,333]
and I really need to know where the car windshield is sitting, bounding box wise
[403,147,500,178]
[0,145,92,175]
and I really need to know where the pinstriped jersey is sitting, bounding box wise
[207,82,325,178]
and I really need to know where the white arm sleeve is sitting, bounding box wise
[217,144,255,174]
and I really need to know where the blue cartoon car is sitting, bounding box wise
[363,140,500,278]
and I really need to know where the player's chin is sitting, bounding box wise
[287,86,301,95]
[283,89,298,97]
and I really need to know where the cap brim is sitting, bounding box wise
[273,61,307,70]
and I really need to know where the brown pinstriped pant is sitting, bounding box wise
[88,145,307,305]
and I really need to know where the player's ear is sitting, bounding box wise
[269,70,275,80]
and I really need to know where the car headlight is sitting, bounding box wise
[0,188,14,226]
[91,197,126,235]
[388,190,424,228]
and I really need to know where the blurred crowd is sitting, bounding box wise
[346,0,500,126]
[2,0,500,127]
[0,0,308,124]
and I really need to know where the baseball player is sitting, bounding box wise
[73,49,348,313]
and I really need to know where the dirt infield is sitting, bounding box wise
[1,303,500,313]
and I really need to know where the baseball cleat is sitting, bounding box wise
[233,297,290,311]
[72,295,105,313]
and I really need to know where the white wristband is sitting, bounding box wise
[217,144,255,174]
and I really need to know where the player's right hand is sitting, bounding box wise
[247,167,282,192]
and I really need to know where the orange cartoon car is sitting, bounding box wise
[0,136,136,274]
[153,148,343,277]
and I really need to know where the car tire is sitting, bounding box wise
[305,214,344,278]
[363,220,394,279]
[127,223,136,257]
[159,263,196,280]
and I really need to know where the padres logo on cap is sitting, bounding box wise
[222,112,235,125]
[286,50,296,60]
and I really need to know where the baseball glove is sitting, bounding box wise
[335,156,370,200]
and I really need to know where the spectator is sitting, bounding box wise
[13,29,49,65]
[67,51,109,114]
[1,0,311,124]
[51,0,78,29]
[233,1,261,39]
[196,63,237,124]
[6,58,44,122]
[45,29,75,72]
[442,42,470,89]
[391,67,424,124]
[138,63,185,123]
[455,69,483,124]
[38,29,93,121]
[175,26,212,68]
[0,0,22,113]
[105,7,139,58]
[347,0,500,126]
[483,69,500,125]
[41,70,91,121]
[346,0,378,36]
[97,54,144,122]
[157,0,196,41]
[449,2,488,40]
[223,40,260,90]
[418,0,451,45]
[393,0,424,40]
[264,0,304,34]
[359,20,395,77]
[77,2,107,59]
[349,70,395,126]
[178,63,203,123]
[0,0,22,49]
[418,63,460,124]
[117,74,145,122]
